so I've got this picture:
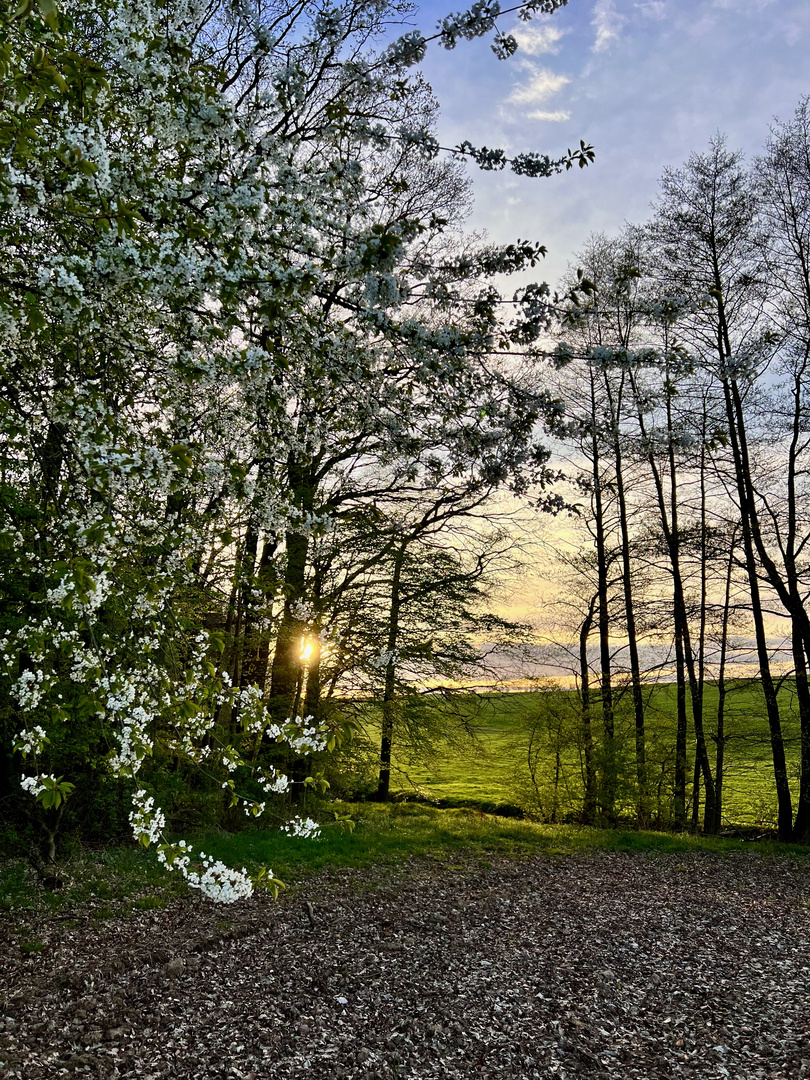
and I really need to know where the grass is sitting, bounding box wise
[193,801,810,881]
[0,844,190,915]
[18,938,45,955]
[366,693,529,809]
[4,801,810,916]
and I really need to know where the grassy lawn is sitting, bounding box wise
[192,801,810,877]
[373,693,531,809]
[5,801,810,916]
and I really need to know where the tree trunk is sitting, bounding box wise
[268,455,314,723]
[727,370,810,840]
[579,599,598,824]
[240,535,278,693]
[720,373,793,838]
[713,532,735,834]
[604,370,648,825]
[697,404,712,831]
[790,625,810,841]
[665,382,715,832]
[377,541,406,802]
[590,373,615,820]
[673,624,688,828]
[629,366,714,829]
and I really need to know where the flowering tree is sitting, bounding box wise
[1,0,590,899]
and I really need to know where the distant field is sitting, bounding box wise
[358,681,803,830]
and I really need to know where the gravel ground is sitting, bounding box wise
[2,850,810,1079]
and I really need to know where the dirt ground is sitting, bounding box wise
[2,850,810,1079]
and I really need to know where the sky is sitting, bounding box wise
[402,0,810,287]
[385,0,809,638]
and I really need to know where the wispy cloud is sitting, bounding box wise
[507,64,570,105]
[712,0,778,9]
[636,0,667,18]
[526,109,572,122]
[511,20,567,56]
[592,0,626,52]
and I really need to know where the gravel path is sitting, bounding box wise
[2,851,810,1079]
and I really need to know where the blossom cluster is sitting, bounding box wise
[14,726,47,757]
[129,790,166,846]
[20,775,50,798]
[280,816,322,839]
[154,839,256,903]
[286,717,329,755]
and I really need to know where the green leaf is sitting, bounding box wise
[37,0,59,30]
[35,776,74,810]
[169,444,194,472]
[13,0,36,20]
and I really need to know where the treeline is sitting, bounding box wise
[541,106,810,840]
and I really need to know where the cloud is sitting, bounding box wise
[712,0,778,9]
[511,20,567,55]
[526,109,572,122]
[635,0,667,17]
[507,64,570,105]
[592,0,626,52]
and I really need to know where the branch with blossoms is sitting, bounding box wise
[12,625,347,903]
[373,0,594,180]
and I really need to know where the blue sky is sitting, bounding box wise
[403,0,810,286]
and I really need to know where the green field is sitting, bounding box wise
[359,681,803,831]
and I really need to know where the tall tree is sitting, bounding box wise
[649,137,791,838]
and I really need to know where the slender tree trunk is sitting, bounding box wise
[604,370,648,825]
[666,386,715,832]
[697,404,713,831]
[263,456,316,804]
[690,753,701,831]
[673,624,688,827]
[268,455,314,723]
[590,374,615,819]
[727,368,810,840]
[267,539,309,721]
[241,536,278,692]
[629,367,714,828]
[720,373,793,838]
[377,541,406,802]
[579,599,598,823]
[237,521,260,686]
[699,232,792,835]
[760,119,810,836]
[688,444,708,833]
[713,532,735,833]
[790,625,810,840]
[40,419,67,510]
